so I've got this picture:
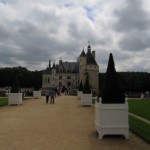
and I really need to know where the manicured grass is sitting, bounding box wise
[129,115,150,143]
[92,98,95,104]
[0,97,8,106]
[0,97,31,107]
[128,99,150,121]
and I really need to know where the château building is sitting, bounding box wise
[42,59,79,88]
[42,44,99,94]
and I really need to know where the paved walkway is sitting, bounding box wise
[0,95,149,150]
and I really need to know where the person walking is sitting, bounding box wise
[141,92,144,100]
[145,91,149,100]
[45,88,50,104]
[50,88,56,104]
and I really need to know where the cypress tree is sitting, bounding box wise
[34,86,39,91]
[11,76,20,93]
[78,80,83,91]
[101,53,125,103]
[83,74,91,94]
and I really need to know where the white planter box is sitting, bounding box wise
[77,91,82,99]
[8,93,22,106]
[95,98,129,139]
[33,91,41,99]
[81,93,92,106]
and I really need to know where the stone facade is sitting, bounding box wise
[42,44,99,94]
[79,44,99,94]
[42,59,79,88]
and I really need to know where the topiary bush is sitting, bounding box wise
[34,86,39,91]
[78,80,83,91]
[101,53,125,103]
[11,76,21,93]
[83,75,91,94]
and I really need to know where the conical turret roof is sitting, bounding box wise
[80,48,86,57]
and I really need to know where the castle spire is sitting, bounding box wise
[87,41,91,52]
[52,60,55,68]
[80,47,86,57]
[49,59,51,68]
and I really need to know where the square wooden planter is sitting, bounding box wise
[8,93,22,106]
[33,91,41,99]
[95,98,129,139]
[81,93,92,106]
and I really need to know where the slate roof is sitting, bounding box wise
[86,50,97,65]
[60,61,79,73]
[79,44,98,65]
[80,49,86,57]
[43,67,52,74]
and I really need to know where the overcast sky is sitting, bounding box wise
[0,0,150,72]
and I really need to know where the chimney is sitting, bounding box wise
[92,51,95,59]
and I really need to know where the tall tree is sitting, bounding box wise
[11,76,20,93]
[78,80,83,91]
[83,74,91,94]
[101,53,125,103]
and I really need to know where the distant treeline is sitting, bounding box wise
[0,67,150,93]
[0,66,42,89]
[99,72,150,93]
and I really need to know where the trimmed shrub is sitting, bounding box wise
[78,80,83,91]
[83,75,91,94]
[101,53,125,103]
[34,86,39,91]
[11,76,20,93]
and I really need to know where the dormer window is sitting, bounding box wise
[68,64,71,68]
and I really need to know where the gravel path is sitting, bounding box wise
[0,95,149,150]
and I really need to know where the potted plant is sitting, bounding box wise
[33,86,41,99]
[77,80,83,98]
[95,53,129,139]
[81,75,92,106]
[8,76,22,105]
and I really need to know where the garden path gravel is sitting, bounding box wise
[0,95,149,150]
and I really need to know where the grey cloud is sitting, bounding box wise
[0,24,10,41]
[113,0,150,52]
[114,0,150,32]
[119,31,150,51]
[0,0,150,72]
[68,22,112,47]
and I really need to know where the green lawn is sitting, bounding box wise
[128,99,150,121]
[128,99,150,143]
[129,115,150,143]
[0,97,8,106]
[0,97,31,107]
